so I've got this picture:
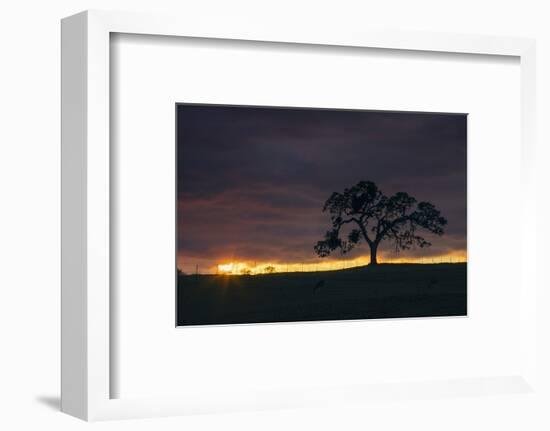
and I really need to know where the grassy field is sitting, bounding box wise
[176,263,467,326]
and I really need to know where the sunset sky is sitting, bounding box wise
[177,104,467,274]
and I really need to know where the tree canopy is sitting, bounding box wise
[314,180,447,265]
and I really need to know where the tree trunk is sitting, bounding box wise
[369,243,378,265]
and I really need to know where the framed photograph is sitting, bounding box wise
[61,10,539,421]
[176,104,467,326]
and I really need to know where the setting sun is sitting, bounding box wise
[217,263,234,273]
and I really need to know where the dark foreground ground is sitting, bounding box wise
[177,263,467,326]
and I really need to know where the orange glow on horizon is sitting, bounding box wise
[212,252,467,276]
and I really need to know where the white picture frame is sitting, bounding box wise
[61,9,538,421]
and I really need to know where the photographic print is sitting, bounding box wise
[176,104,467,326]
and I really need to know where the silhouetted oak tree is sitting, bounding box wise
[314,181,447,265]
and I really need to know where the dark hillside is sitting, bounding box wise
[177,263,467,325]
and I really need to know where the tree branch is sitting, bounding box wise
[357,221,373,246]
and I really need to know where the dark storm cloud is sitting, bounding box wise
[177,104,467,265]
